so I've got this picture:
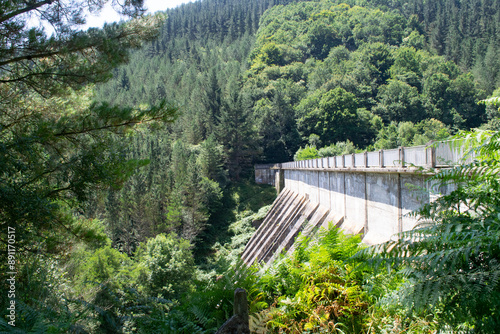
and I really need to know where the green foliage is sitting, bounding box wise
[252,2,405,68]
[0,0,175,256]
[242,0,486,160]
[374,79,424,122]
[212,205,272,268]
[481,89,500,130]
[254,226,371,333]
[72,245,140,298]
[298,87,360,145]
[137,233,196,300]
[229,181,277,214]
[294,145,320,161]
[216,74,260,181]
[318,140,357,157]
[93,133,227,254]
[168,261,264,333]
[368,130,500,332]
[374,119,451,149]
[254,80,303,162]
[0,88,176,253]
[295,139,358,160]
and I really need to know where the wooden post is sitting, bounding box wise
[215,288,250,334]
[234,288,249,326]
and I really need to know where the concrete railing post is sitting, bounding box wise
[426,142,436,168]
[399,146,404,167]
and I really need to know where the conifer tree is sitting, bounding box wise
[216,75,259,180]
[0,0,175,252]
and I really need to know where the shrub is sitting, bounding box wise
[294,145,320,161]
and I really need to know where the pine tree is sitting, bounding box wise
[0,1,175,253]
[256,87,301,162]
[216,75,259,181]
[202,67,223,136]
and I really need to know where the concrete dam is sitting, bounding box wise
[243,142,465,266]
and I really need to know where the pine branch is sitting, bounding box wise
[0,0,54,24]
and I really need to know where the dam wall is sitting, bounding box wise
[244,142,464,265]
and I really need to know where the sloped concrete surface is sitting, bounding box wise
[241,189,347,266]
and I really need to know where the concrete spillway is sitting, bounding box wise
[241,188,344,266]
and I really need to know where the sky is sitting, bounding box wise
[84,0,193,28]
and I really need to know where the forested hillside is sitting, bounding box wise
[3,0,500,332]
[90,0,303,257]
[90,0,499,258]
[96,0,499,164]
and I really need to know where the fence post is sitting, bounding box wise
[234,288,249,327]
[215,288,250,334]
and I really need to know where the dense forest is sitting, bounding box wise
[92,0,499,257]
[1,0,500,332]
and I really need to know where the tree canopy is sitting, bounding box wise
[0,0,175,253]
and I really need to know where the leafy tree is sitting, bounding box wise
[307,20,341,60]
[72,244,137,295]
[374,79,425,122]
[482,89,500,130]
[297,87,359,146]
[293,145,319,161]
[373,119,451,149]
[357,42,394,85]
[318,140,357,157]
[137,233,196,300]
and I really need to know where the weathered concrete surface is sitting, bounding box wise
[265,200,319,264]
[241,190,336,266]
[344,172,366,236]
[244,142,465,265]
[255,164,276,186]
[242,167,433,266]
[280,169,430,245]
[242,189,293,263]
[363,173,400,244]
[246,193,306,265]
